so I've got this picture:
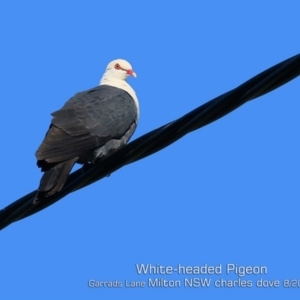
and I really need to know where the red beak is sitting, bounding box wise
[126,69,137,78]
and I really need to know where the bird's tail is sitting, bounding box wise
[34,158,78,202]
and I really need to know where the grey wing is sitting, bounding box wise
[36,86,137,166]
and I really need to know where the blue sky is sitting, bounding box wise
[1,1,300,299]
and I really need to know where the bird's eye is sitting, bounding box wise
[115,63,121,70]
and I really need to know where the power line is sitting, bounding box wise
[1,53,300,231]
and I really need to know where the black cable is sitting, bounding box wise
[1,53,300,231]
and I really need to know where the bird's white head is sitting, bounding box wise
[99,59,139,120]
[104,59,137,81]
